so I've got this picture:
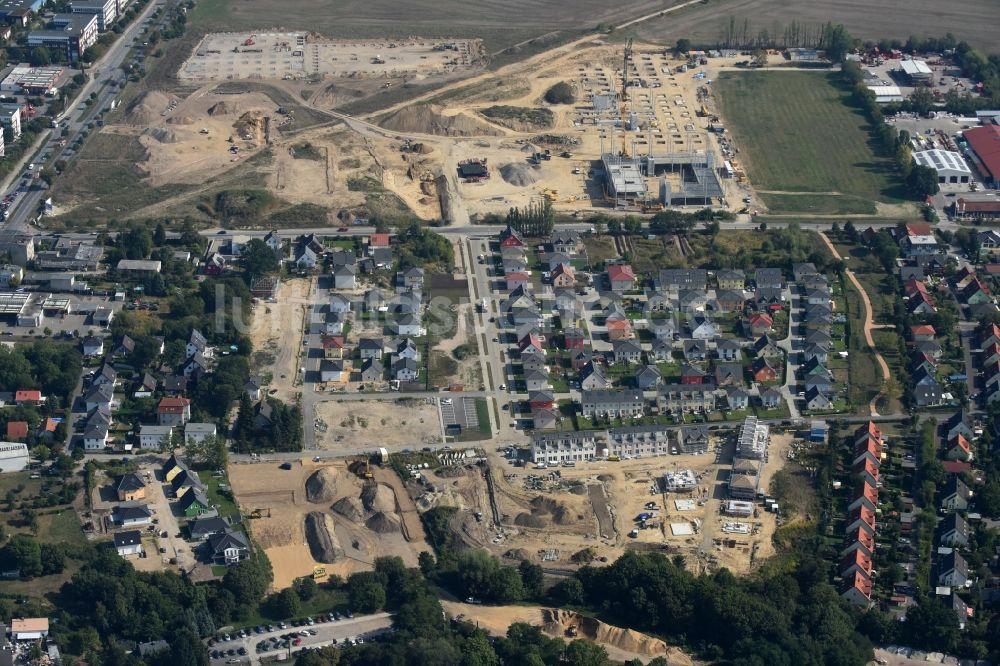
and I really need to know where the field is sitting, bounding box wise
[715,71,906,215]
[189,0,669,55]
[629,0,1000,52]
[313,398,443,451]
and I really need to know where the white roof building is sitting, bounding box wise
[736,416,769,460]
[0,441,29,473]
[913,149,972,184]
[900,59,933,81]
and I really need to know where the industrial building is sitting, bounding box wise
[913,149,972,185]
[0,441,29,472]
[70,0,118,31]
[0,64,65,95]
[602,147,724,208]
[899,59,933,83]
[963,125,1000,187]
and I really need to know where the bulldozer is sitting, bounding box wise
[247,508,271,519]
[349,457,373,480]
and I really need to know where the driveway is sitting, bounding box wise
[143,463,198,574]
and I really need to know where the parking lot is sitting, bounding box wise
[440,396,479,431]
[207,612,392,665]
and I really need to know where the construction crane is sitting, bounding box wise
[619,38,634,156]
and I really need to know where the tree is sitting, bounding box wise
[1,534,42,577]
[550,577,584,605]
[675,38,691,53]
[119,223,153,260]
[544,81,576,105]
[347,571,386,613]
[909,86,935,116]
[241,238,280,284]
[295,647,339,666]
[752,49,768,68]
[294,575,317,601]
[154,223,167,246]
[518,560,544,599]
[268,588,301,619]
[907,165,940,198]
[30,47,52,66]
[564,640,611,666]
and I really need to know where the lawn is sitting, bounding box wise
[715,71,906,213]
[757,193,877,215]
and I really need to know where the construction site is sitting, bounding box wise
[228,458,430,589]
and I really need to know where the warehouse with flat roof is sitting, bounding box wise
[913,149,971,184]
[900,59,933,83]
[0,441,29,472]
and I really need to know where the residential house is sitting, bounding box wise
[650,339,672,362]
[840,549,874,581]
[320,359,346,383]
[392,358,419,381]
[84,383,115,412]
[651,319,676,341]
[911,324,936,342]
[802,344,829,365]
[332,264,357,289]
[678,425,709,454]
[113,503,153,527]
[81,335,103,357]
[656,268,708,293]
[938,552,969,587]
[186,330,208,359]
[753,335,782,358]
[940,477,972,512]
[635,365,662,390]
[563,327,586,350]
[4,421,26,441]
[329,294,352,315]
[716,339,741,362]
[394,313,422,336]
[524,369,550,391]
[550,230,580,254]
[607,263,636,292]
[528,390,555,411]
[679,289,711,314]
[91,363,117,389]
[499,224,524,248]
[505,271,531,292]
[680,363,708,385]
[551,263,575,287]
[848,481,879,514]
[138,425,172,450]
[114,531,143,557]
[714,362,743,386]
[612,339,642,364]
[179,489,214,518]
[530,430,599,464]
[580,389,644,419]
[322,336,345,360]
[717,269,745,290]
[163,375,187,396]
[112,335,136,358]
[520,348,547,372]
[689,316,718,340]
[207,528,251,565]
[397,267,425,291]
[714,289,745,314]
[183,352,210,380]
[189,515,232,540]
[116,473,146,501]
[750,357,779,382]
[754,268,783,289]
[157,397,191,426]
[726,387,749,410]
[185,423,217,444]
[133,373,157,399]
[358,337,384,360]
[939,513,970,547]
[804,386,834,411]
[244,377,262,401]
[841,571,873,607]
[946,434,973,462]
[842,526,875,558]
[532,406,559,429]
[746,313,773,337]
[682,339,707,361]
[656,384,717,414]
[758,388,782,409]
[359,358,384,382]
[606,318,635,341]
[580,362,609,390]
[83,421,109,450]
[913,383,944,408]
[844,505,877,537]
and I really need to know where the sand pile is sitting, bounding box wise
[504,548,533,561]
[499,162,540,187]
[305,468,338,504]
[123,91,179,126]
[144,128,178,144]
[541,609,673,658]
[166,114,195,125]
[332,496,364,522]
[514,513,547,528]
[379,104,501,137]
[361,483,396,513]
[304,511,344,563]
[530,496,574,525]
[207,101,230,116]
[366,511,401,534]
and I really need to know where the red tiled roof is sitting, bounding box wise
[964,125,1000,181]
[854,421,881,443]
[607,264,636,282]
[911,324,936,336]
[853,458,880,484]
[5,421,27,440]
[904,223,933,236]
[606,319,632,331]
[157,397,190,413]
[949,434,971,454]
[749,313,773,327]
[943,460,971,474]
[369,233,390,247]
[843,571,873,598]
[15,390,41,402]
[958,197,1000,213]
[505,271,530,281]
[846,526,875,553]
[854,481,879,506]
[841,549,873,577]
[322,336,345,349]
[985,264,1000,274]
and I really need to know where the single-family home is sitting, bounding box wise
[804,386,834,411]
[392,358,419,381]
[938,513,970,547]
[579,362,610,390]
[114,530,143,557]
[189,515,232,540]
[524,369,550,391]
[606,318,635,341]
[726,387,749,410]
[750,357,779,382]
[116,473,146,501]
[940,477,972,512]
[682,339,707,361]
[753,335,782,358]
[113,503,153,527]
[179,489,214,518]
[207,528,251,565]
[635,365,662,390]
[938,552,969,588]
[84,383,115,412]
[138,424,173,450]
[185,422,217,444]
[612,339,642,364]
[81,335,104,357]
[360,358,384,382]
[758,388,782,409]
[717,269,745,290]
[713,362,743,387]
[320,359,346,383]
[607,263,636,292]
[689,316,718,340]
[157,397,191,426]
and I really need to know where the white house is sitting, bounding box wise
[138,425,173,450]
[185,422,217,444]
[114,530,143,557]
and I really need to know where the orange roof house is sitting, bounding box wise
[5,421,27,440]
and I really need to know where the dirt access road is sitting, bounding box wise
[817,232,890,415]
[250,278,312,401]
[441,601,696,665]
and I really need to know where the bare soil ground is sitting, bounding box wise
[229,459,428,589]
[441,601,697,665]
[250,277,312,400]
[313,397,443,451]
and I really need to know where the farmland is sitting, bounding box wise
[715,71,906,215]
[629,0,1000,52]
[189,0,670,54]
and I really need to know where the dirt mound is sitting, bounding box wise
[166,115,195,126]
[499,162,540,187]
[379,104,501,137]
[569,483,588,496]
[123,91,179,126]
[513,512,548,528]
[304,511,344,563]
[360,483,396,513]
[331,496,364,522]
[529,496,575,524]
[207,101,230,116]
[234,111,267,141]
[410,142,433,154]
[541,609,673,658]
[144,128,178,144]
[504,548,533,561]
[434,466,465,479]
[597,474,615,482]
[366,511,401,534]
[305,468,338,504]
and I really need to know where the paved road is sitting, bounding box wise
[208,613,392,666]
[775,285,802,421]
[0,0,167,240]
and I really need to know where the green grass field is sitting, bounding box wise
[716,71,906,214]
